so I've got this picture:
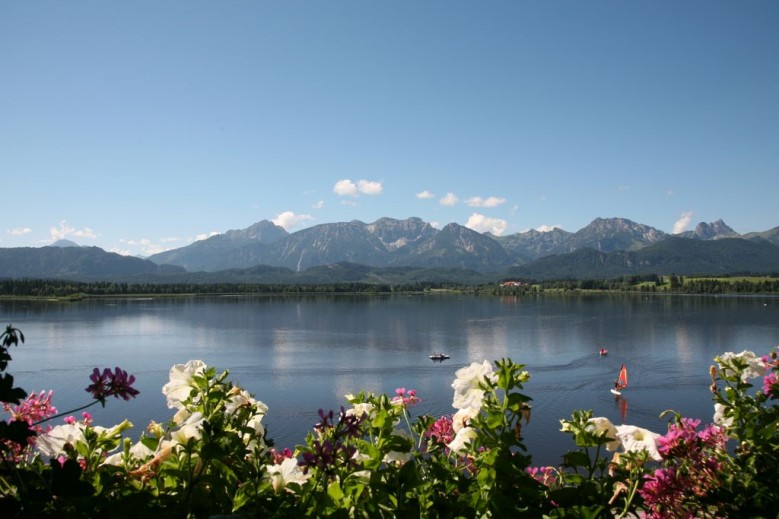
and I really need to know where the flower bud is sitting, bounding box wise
[147,421,164,438]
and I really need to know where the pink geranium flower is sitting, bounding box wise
[391,387,421,407]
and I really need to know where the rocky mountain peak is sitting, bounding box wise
[570,217,666,252]
[49,239,80,248]
[224,220,288,243]
[692,220,739,240]
[366,217,437,251]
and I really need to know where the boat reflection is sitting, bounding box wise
[614,394,628,422]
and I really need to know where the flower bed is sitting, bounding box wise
[1,324,777,517]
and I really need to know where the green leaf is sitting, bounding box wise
[327,480,345,502]
[562,450,591,469]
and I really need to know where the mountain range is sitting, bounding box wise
[1,217,778,283]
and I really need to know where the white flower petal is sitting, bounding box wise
[162,360,206,409]
[447,426,477,454]
[615,424,662,461]
[586,417,621,451]
[35,423,86,458]
[267,457,310,493]
[451,360,496,410]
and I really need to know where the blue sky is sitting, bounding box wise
[2,1,777,257]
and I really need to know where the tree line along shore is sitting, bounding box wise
[1,275,778,300]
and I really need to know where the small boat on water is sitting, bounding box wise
[429,352,450,361]
[599,348,608,356]
[610,364,628,395]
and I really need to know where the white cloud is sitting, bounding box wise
[466,196,506,208]
[535,224,562,232]
[617,185,630,192]
[195,231,220,241]
[118,237,176,256]
[312,200,325,209]
[673,211,694,234]
[334,179,359,196]
[8,227,32,236]
[357,179,382,195]
[430,221,442,229]
[272,211,314,230]
[465,213,508,235]
[439,192,459,206]
[109,247,134,256]
[416,190,434,199]
[122,238,153,247]
[49,220,98,241]
[333,178,383,197]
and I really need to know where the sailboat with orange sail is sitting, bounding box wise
[610,364,628,395]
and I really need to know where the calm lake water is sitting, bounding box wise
[3,293,778,466]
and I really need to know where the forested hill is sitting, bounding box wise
[0,246,184,278]
[504,237,779,281]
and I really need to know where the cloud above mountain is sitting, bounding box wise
[673,211,694,234]
[273,211,314,230]
[466,196,506,208]
[466,213,507,235]
[439,192,459,206]
[49,220,98,242]
[333,179,383,197]
[8,227,32,236]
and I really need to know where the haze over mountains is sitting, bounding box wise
[1,217,778,283]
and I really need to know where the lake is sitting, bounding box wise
[3,293,778,466]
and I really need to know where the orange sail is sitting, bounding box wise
[616,364,628,390]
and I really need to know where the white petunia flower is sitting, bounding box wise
[103,440,154,467]
[169,411,204,446]
[447,426,477,454]
[451,360,497,410]
[586,417,621,451]
[615,425,662,461]
[162,360,206,409]
[716,350,768,382]
[346,402,375,419]
[243,413,267,451]
[383,428,412,466]
[225,387,269,417]
[384,449,412,466]
[267,457,310,493]
[453,406,480,432]
[713,403,734,429]
[35,423,86,458]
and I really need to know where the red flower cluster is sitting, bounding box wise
[425,415,454,446]
[640,418,728,518]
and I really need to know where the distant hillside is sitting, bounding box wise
[505,237,779,280]
[0,246,184,278]
[148,220,289,271]
[743,226,779,246]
